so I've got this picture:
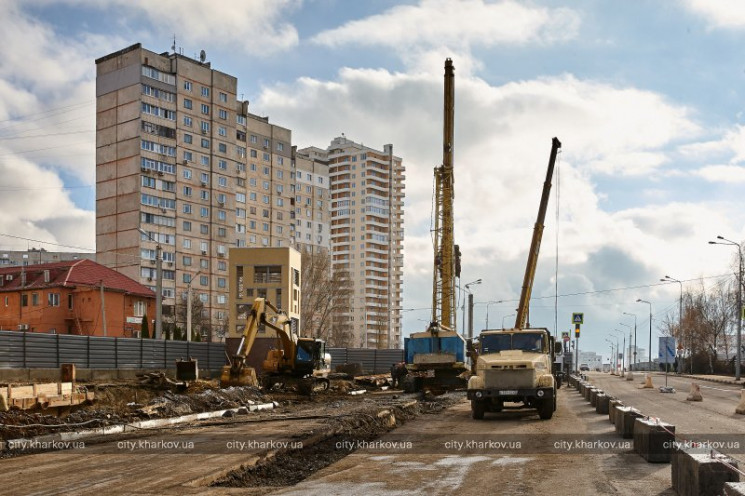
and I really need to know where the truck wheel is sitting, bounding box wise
[471,399,486,420]
[538,398,553,420]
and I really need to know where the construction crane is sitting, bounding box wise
[402,58,467,393]
[514,137,561,329]
[432,57,459,331]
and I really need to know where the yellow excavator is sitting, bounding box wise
[221,298,330,394]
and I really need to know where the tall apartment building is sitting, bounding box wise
[95,44,294,341]
[300,137,405,349]
[292,146,330,253]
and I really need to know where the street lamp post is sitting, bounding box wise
[637,299,652,371]
[619,323,632,378]
[186,271,202,342]
[661,275,684,373]
[605,339,615,374]
[485,300,502,329]
[138,228,162,340]
[462,279,482,339]
[612,329,623,376]
[709,236,743,381]
[623,311,637,370]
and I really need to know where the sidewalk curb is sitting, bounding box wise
[674,373,743,387]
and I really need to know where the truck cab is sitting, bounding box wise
[467,328,558,420]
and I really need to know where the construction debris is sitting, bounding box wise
[0,382,93,413]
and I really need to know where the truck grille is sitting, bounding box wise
[484,369,534,389]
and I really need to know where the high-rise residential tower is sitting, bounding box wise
[95,44,293,340]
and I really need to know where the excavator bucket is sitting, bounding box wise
[220,365,258,387]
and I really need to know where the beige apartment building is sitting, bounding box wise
[228,247,301,338]
[95,43,294,340]
[304,137,405,349]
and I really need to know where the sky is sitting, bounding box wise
[1,0,745,362]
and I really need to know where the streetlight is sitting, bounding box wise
[462,279,482,339]
[612,329,625,377]
[661,275,684,373]
[637,298,652,371]
[623,312,637,370]
[605,338,615,374]
[485,300,503,329]
[502,313,516,328]
[709,235,743,381]
[186,271,202,342]
[619,322,632,376]
[138,228,162,340]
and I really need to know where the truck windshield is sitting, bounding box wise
[480,334,511,354]
[513,332,543,352]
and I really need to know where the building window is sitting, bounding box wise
[183,203,192,214]
[134,300,146,317]
[183,220,191,231]
[201,103,209,115]
[201,138,209,148]
[67,294,73,310]
[218,143,227,153]
[201,86,209,97]
[219,108,228,120]
[183,186,192,196]
[31,293,39,306]
[48,293,60,307]
[184,81,192,91]
[183,116,192,127]
[218,159,227,170]
[184,98,192,109]
[219,92,227,103]
[200,206,209,217]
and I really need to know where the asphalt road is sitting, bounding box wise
[271,387,675,496]
[588,371,745,465]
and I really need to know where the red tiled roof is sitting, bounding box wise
[0,259,154,298]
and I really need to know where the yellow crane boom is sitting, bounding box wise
[514,137,562,330]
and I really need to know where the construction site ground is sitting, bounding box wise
[0,376,460,495]
[0,376,688,495]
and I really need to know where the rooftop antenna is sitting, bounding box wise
[199,49,206,63]
[171,35,176,53]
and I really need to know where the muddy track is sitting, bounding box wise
[211,393,464,489]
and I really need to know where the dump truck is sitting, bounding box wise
[467,138,562,419]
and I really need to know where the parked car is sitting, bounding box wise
[579,364,590,371]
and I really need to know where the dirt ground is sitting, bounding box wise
[0,374,390,442]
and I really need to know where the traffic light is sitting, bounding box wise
[574,323,580,338]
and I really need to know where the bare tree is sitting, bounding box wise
[299,248,354,346]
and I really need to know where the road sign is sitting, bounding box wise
[659,336,676,364]
[561,331,570,342]
[572,313,584,325]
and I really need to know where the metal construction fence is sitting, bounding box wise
[0,331,226,371]
[0,331,404,375]
[327,347,404,374]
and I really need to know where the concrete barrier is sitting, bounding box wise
[626,371,634,381]
[609,399,624,424]
[590,388,603,407]
[724,482,745,495]
[615,406,643,439]
[672,448,740,496]
[736,391,745,415]
[633,418,675,463]
[595,394,610,414]
[687,383,703,402]
[641,374,654,389]
[584,386,596,402]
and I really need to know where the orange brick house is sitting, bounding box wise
[0,259,155,337]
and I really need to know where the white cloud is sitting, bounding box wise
[694,164,745,183]
[683,0,745,29]
[63,0,301,55]
[312,0,581,53]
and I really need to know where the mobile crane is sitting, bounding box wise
[467,138,562,419]
[402,58,468,393]
[221,298,330,394]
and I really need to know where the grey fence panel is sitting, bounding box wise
[186,343,210,366]
[375,349,405,373]
[58,335,90,368]
[0,331,26,368]
[25,334,58,368]
[117,338,143,368]
[328,348,347,370]
[88,337,117,369]
[209,343,227,369]
[142,340,166,369]
[346,349,376,374]
[166,341,188,364]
